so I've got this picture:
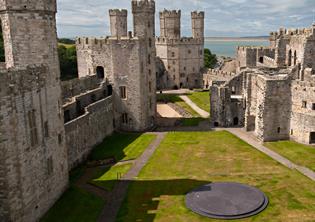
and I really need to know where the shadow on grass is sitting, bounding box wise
[156,94,184,103]
[89,132,141,162]
[114,178,211,222]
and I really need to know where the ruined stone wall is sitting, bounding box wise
[61,75,103,103]
[254,75,291,141]
[203,69,236,89]
[210,72,245,127]
[290,79,315,144]
[65,97,114,169]
[0,66,68,222]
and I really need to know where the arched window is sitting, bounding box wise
[96,66,104,79]
[288,50,292,66]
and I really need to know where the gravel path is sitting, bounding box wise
[98,132,166,222]
[179,95,210,118]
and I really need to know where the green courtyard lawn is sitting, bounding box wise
[157,94,200,117]
[116,131,315,222]
[187,91,210,112]
[42,133,156,222]
[265,141,315,172]
[41,186,105,222]
[90,133,156,161]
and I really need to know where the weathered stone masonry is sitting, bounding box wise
[0,1,68,221]
[211,24,315,145]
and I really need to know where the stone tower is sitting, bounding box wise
[191,11,205,40]
[0,0,68,221]
[131,0,157,129]
[109,9,128,37]
[160,10,181,39]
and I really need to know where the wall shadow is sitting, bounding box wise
[88,132,142,162]
[114,178,212,222]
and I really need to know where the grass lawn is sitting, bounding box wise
[90,133,156,161]
[41,186,105,222]
[157,94,200,117]
[187,91,210,112]
[116,131,315,222]
[90,164,133,191]
[181,118,205,127]
[265,141,315,171]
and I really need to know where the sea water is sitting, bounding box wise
[205,40,270,58]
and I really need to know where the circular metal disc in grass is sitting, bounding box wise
[186,182,268,220]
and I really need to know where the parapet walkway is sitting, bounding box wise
[225,128,315,182]
[179,95,210,118]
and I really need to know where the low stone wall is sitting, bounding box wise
[65,96,114,169]
[203,69,236,89]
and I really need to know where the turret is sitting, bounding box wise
[191,11,205,39]
[109,9,128,38]
[132,0,155,38]
[159,10,181,39]
[0,0,59,71]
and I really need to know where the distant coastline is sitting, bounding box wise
[205,37,269,42]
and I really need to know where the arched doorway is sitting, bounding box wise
[294,51,297,66]
[233,117,239,126]
[96,66,104,79]
[259,57,264,63]
[288,50,292,66]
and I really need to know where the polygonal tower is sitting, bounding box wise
[131,0,157,129]
[191,11,205,40]
[109,9,128,37]
[160,10,181,39]
[0,0,68,221]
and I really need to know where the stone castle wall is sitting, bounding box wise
[0,66,68,222]
[65,96,114,169]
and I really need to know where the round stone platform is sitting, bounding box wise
[185,182,268,220]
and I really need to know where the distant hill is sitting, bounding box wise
[205,36,269,41]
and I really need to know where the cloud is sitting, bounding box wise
[56,0,315,37]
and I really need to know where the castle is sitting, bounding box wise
[210,25,315,144]
[156,10,205,89]
[0,0,157,221]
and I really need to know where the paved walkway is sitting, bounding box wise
[157,103,182,118]
[179,95,210,118]
[225,128,315,182]
[98,132,166,222]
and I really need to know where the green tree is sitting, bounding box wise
[58,45,78,81]
[204,48,217,69]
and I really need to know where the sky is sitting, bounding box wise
[56,0,315,38]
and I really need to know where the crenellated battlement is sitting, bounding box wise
[109,9,128,16]
[191,11,205,19]
[155,37,203,45]
[160,9,181,18]
[270,25,315,38]
[132,0,155,13]
[76,36,140,50]
[237,46,273,51]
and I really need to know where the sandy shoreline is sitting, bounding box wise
[205,37,269,42]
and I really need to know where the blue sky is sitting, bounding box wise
[56,0,315,38]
